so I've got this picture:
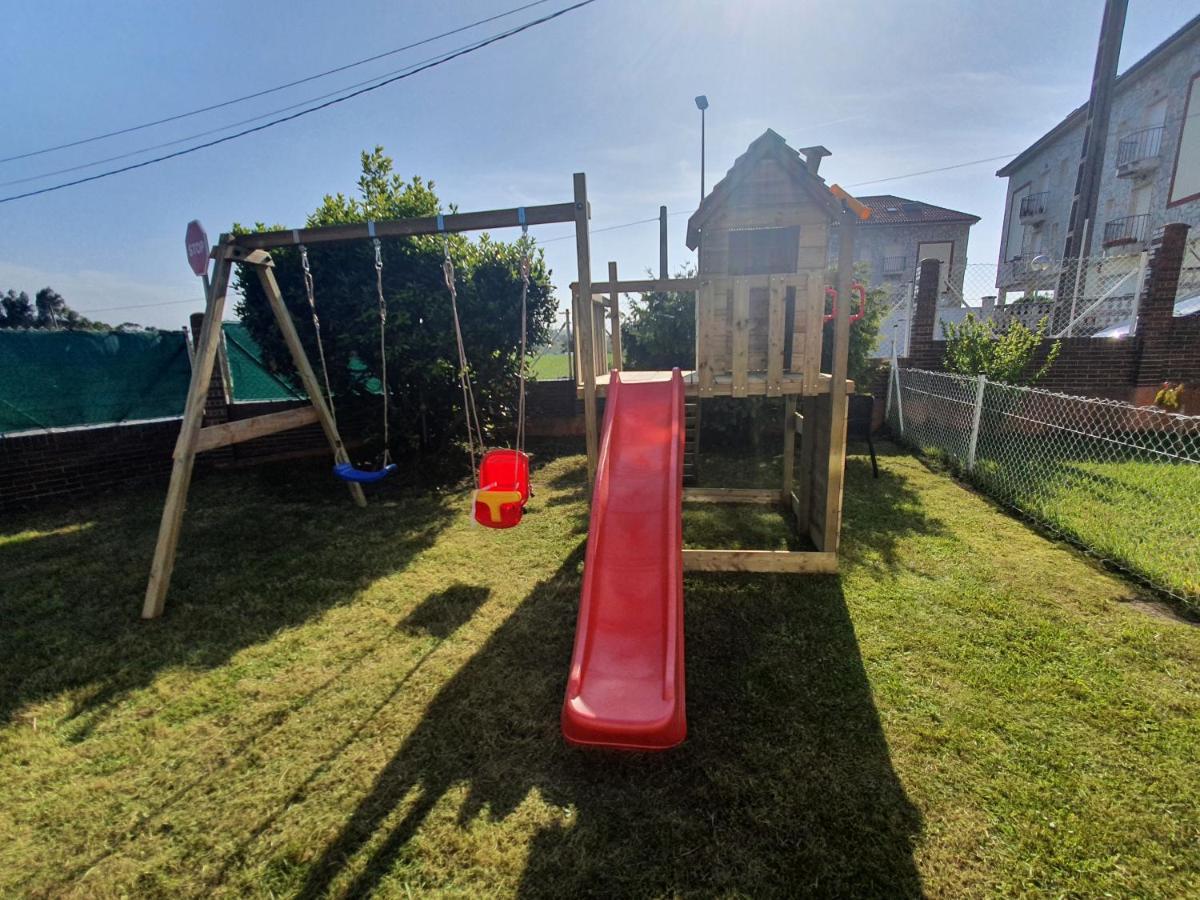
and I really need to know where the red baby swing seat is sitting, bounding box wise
[473,448,530,529]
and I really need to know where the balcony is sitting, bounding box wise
[1102,213,1149,248]
[1018,191,1050,225]
[1115,125,1164,178]
[881,255,908,276]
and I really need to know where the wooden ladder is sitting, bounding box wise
[683,398,700,486]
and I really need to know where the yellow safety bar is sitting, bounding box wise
[475,488,523,524]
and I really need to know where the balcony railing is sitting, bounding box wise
[1116,125,1164,169]
[1019,191,1050,220]
[882,255,907,275]
[1102,213,1149,247]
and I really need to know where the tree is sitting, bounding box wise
[0,287,106,330]
[622,265,696,369]
[235,147,555,465]
[34,288,67,328]
[0,290,35,328]
[941,313,1060,384]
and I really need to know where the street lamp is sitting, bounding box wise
[695,95,708,203]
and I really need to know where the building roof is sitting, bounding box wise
[685,129,848,249]
[854,194,980,226]
[996,13,1200,178]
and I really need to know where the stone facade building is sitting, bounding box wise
[831,195,980,306]
[995,14,1200,299]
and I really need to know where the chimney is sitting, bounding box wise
[798,145,831,177]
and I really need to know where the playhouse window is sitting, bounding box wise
[727,226,799,275]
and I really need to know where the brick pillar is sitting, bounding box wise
[908,257,941,369]
[190,312,230,427]
[1135,223,1189,387]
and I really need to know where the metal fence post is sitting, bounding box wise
[892,364,905,437]
[1128,249,1149,336]
[966,373,986,472]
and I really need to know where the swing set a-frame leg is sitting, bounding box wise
[142,243,365,620]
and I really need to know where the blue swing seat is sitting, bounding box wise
[333,462,397,484]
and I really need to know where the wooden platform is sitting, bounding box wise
[576,370,851,399]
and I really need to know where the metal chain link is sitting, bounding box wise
[443,238,485,473]
[373,238,390,465]
[299,245,338,422]
[889,366,1200,605]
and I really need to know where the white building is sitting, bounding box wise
[994,14,1200,312]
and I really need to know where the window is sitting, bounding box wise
[1007,183,1030,260]
[727,226,800,275]
[1169,72,1200,205]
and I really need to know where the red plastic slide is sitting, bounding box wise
[561,369,686,750]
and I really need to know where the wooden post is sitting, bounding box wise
[608,261,622,372]
[796,396,814,530]
[766,275,785,396]
[573,173,598,483]
[142,252,233,619]
[782,394,797,503]
[822,212,857,553]
[564,307,574,383]
[255,264,366,509]
[659,205,668,278]
[571,287,583,384]
[730,279,750,397]
[594,301,607,374]
[696,279,715,396]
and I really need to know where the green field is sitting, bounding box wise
[2,446,1198,897]
[531,352,571,380]
[976,454,1200,604]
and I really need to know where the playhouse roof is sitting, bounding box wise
[853,195,980,226]
[685,129,846,249]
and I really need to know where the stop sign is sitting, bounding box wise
[185,220,210,276]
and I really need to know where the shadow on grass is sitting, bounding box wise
[294,545,924,896]
[399,583,491,640]
[0,465,458,731]
[840,448,950,571]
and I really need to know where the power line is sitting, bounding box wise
[0,0,556,165]
[0,0,599,205]
[540,210,691,243]
[845,153,1020,189]
[2,45,466,188]
[81,297,203,314]
[846,107,1200,191]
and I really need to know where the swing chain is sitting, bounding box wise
[516,224,530,459]
[442,235,485,474]
[299,245,338,422]
[373,237,391,466]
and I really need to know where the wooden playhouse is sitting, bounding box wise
[572,129,869,572]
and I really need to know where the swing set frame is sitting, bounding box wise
[142,174,597,619]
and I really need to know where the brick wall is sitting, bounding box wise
[896,224,1198,405]
[1161,314,1200,384]
[0,419,182,512]
[1025,338,1142,399]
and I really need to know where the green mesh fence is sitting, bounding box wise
[222,322,306,402]
[0,322,369,436]
[0,329,191,434]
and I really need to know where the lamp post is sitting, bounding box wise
[695,95,708,203]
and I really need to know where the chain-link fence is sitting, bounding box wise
[887,367,1200,607]
[874,252,1164,358]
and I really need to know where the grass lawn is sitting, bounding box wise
[973,453,1200,605]
[531,352,570,381]
[2,445,1199,897]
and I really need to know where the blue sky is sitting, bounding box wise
[1,0,1195,330]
